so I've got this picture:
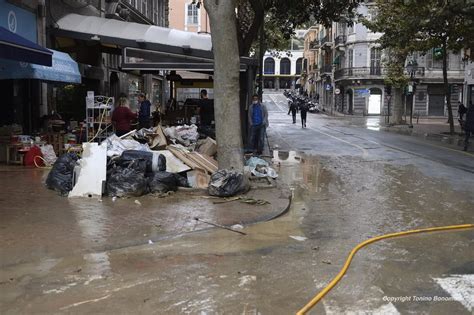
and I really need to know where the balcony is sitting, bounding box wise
[335,35,347,46]
[335,67,385,80]
[321,64,332,74]
[320,35,333,49]
[334,66,426,80]
[309,39,320,50]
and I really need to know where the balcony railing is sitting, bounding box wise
[309,39,320,50]
[335,35,347,46]
[334,66,425,80]
[320,35,332,47]
[321,64,332,74]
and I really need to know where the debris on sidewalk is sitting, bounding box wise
[196,137,217,156]
[45,153,79,195]
[164,124,199,148]
[208,169,249,197]
[194,217,247,235]
[245,157,278,179]
[69,143,107,198]
[289,235,308,241]
[212,196,270,206]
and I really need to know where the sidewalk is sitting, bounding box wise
[0,166,291,268]
[381,117,465,145]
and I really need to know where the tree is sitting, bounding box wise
[204,0,360,170]
[365,0,474,133]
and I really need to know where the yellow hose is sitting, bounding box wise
[296,223,474,315]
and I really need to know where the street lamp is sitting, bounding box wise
[406,59,418,127]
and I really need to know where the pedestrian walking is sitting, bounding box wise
[463,104,474,151]
[299,102,308,128]
[288,101,298,124]
[458,101,467,121]
[137,93,151,129]
[248,94,269,155]
[112,96,136,137]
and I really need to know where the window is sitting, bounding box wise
[426,49,441,69]
[142,0,147,17]
[153,2,159,24]
[264,57,275,75]
[348,49,353,68]
[280,58,291,75]
[187,3,199,25]
[370,47,382,74]
[348,49,354,75]
[296,58,303,74]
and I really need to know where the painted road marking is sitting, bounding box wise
[433,274,474,312]
[323,301,400,315]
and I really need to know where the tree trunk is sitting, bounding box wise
[391,87,404,124]
[442,40,455,134]
[257,19,264,100]
[204,0,244,171]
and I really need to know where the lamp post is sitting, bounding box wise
[406,59,418,127]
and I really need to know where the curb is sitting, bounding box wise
[380,126,465,145]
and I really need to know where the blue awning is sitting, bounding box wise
[0,49,81,83]
[0,26,52,66]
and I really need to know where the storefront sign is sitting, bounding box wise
[0,0,37,43]
[355,88,370,97]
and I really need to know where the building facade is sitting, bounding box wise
[47,0,169,115]
[463,49,474,107]
[262,32,306,91]
[305,1,465,117]
[168,0,210,34]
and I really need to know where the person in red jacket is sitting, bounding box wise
[112,96,137,136]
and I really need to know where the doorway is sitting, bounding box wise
[428,94,445,116]
[368,88,382,115]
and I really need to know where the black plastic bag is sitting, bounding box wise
[148,171,178,193]
[46,153,79,195]
[208,169,247,197]
[119,150,153,174]
[174,173,189,187]
[106,166,149,197]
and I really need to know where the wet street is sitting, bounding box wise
[1,92,474,314]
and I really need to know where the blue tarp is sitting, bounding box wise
[0,49,81,83]
[0,26,52,66]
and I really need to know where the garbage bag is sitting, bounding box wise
[118,150,154,174]
[106,166,148,197]
[148,171,189,194]
[148,171,178,193]
[174,173,189,187]
[208,169,247,197]
[46,153,79,195]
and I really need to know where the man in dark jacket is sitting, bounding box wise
[299,102,308,128]
[288,101,298,124]
[248,94,269,155]
[138,93,151,129]
[463,104,474,151]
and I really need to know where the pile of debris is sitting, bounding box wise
[46,125,221,198]
[46,124,278,199]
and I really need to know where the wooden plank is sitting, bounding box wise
[167,145,200,170]
[188,152,218,173]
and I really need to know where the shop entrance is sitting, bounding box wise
[368,88,382,115]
